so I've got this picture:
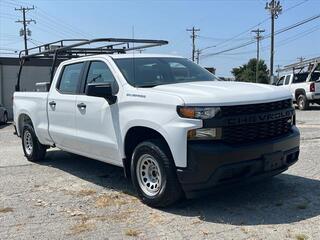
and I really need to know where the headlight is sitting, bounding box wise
[188,128,222,140]
[177,106,221,119]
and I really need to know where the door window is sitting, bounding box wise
[85,61,118,93]
[58,62,84,94]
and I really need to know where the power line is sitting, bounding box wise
[202,14,320,58]
[204,0,309,51]
[15,5,36,55]
[186,27,200,62]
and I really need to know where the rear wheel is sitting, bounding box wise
[297,94,309,110]
[131,139,183,207]
[22,124,47,162]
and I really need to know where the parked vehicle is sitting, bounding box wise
[276,72,320,110]
[0,104,8,125]
[13,39,300,207]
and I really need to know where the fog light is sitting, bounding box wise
[188,128,222,140]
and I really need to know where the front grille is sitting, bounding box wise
[222,117,292,144]
[220,99,293,144]
[220,99,292,117]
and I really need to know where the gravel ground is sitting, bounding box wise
[0,107,320,240]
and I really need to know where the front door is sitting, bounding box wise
[75,60,121,165]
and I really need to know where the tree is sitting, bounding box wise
[231,58,269,84]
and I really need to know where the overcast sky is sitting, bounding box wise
[0,0,319,76]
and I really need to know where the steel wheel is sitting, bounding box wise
[298,97,304,109]
[136,154,162,197]
[23,130,33,156]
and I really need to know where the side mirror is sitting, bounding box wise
[86,83,117,104]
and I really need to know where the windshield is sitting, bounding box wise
[114,57,219,87]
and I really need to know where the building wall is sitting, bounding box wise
[0,59,51,119]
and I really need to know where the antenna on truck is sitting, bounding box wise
[15,38,169,92]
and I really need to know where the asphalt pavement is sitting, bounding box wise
[1,107,320,240]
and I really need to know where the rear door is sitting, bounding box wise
[48,62,85,151]
[74,60,121,165]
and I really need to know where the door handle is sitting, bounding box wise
[77,103,86,109]
[49,101,56,106]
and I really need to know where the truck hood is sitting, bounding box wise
[151,81,292,106]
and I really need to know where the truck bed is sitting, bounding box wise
[13,92,53,145]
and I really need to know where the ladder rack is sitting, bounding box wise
[16,38,168,91]
[277,57,320,73]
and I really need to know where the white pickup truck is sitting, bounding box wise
[276,71,320,110]
[14,50,300,207]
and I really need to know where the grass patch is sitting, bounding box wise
[69,216,95,235]
[295,233,309,240]
[69,222,95,235]
[95,193,128,208]
[0,207,13,213]
[77,189,97,197]
[125,228,140,237]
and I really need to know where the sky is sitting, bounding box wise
[0,0,319,77]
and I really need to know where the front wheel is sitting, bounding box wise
[22,124,47,162]
[131,139,183,207]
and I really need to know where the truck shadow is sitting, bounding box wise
[41,149,320,226]
[296,105,320,111]
[0,122,11,130]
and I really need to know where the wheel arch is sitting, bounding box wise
[122,126,173,178]
[295,88,306,101]
[17,113,34,137]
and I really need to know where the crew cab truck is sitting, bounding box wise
[13,39,300,207]
[276,71,320,110]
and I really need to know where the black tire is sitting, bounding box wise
[297,94,309,110]
[131,139,183,207]
[22,124,46,162]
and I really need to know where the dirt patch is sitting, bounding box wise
[0,207,14,213]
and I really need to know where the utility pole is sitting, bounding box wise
[15,6,36,55]
[186,27,200,62]
[265,0,282,84]
[251,28,265,83]
[195,49,200,64]
[297,56,305,62]
[195,45,216,65]
[277,64,281,79]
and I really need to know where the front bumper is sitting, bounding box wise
[177,126,300,198]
